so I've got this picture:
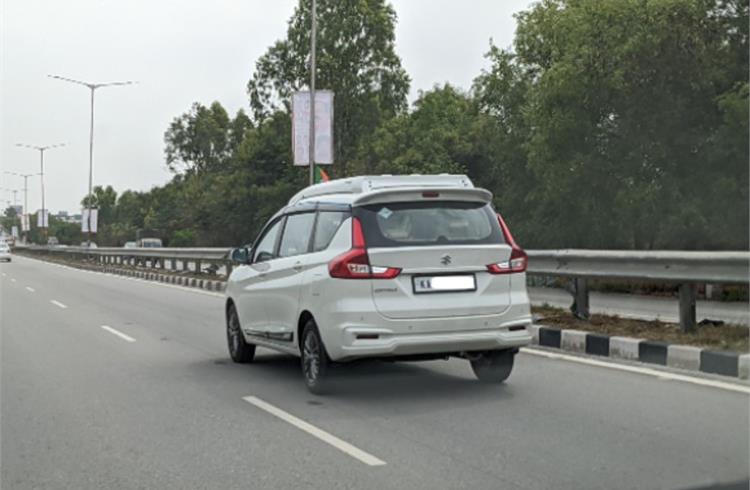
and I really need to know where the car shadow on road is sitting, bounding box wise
[212,350,517,412]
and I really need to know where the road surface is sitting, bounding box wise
[1,256,748,490]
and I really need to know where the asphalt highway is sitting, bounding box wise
[1,256,748,490]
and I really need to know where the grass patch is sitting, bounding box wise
[532,305,749,353]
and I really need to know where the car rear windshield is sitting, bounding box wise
[354,200,504,247]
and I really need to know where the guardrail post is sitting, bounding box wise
[182,260,189,272]
[194,260,202,275]
[679,283,697,332]
[572,278,590,320]
[170,258,176,270]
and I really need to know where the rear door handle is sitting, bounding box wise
[293,261,303,271]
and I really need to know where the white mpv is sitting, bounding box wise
[225,175,532,393]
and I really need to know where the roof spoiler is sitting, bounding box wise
[352,187,493,206]
[288,174,475,205]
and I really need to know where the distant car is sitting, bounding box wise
[123,241,137,248]
[47,237,59,246]
[137,238,162,248]
[0,242,10,262]
[225,174,533,393]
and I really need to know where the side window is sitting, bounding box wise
[278,213,316,258]
[253,219,282,263]
[313,211,348,251]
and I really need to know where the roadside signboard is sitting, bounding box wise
[11,226,18,238]
[292,90,334,166]
[36,210,48,228]
[21,214,30,232]
[81,208,98,233]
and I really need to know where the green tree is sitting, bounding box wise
[353,84,476,176]
[164,102,252,174]
[247,0,410,176]
[512,0,748,248]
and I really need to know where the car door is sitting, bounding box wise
[262,211,317,341]
[234,217,283,335]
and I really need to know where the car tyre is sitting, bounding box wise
[226,304,255,363]
[301,320,330,395]
[470,350,514,383]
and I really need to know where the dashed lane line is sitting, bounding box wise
[100,325,136,343]
[243,396,387,467]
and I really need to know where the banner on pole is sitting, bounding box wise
[11,226,18,238]
[21,214,30,232]
[292,90,334,166]
[37,210,49,228]
[81,208,98,233]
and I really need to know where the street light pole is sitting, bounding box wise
[308,0,317,186]
[15,143,65,240]
[48,74,136,243]
[4,171,37,242]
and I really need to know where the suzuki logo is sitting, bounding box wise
[440,254,452,265]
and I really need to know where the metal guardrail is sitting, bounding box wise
[526,250,748,331]
[16,245,233,276]
[15,245,749,331]
[526,250,749,284]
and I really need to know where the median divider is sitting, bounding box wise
[530,324,749,379]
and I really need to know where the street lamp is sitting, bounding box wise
[15,143,65,238]
[4,171,38,216]
[4,171,38,241]
[48,75,137,243]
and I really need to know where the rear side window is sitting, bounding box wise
[278,212,316,257]
[312,211,348,251]
[355,201,503,248]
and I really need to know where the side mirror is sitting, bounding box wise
[230,247,249,264]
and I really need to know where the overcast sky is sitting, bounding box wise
[1,0,532,214]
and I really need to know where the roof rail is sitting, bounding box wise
[287,174,474,205]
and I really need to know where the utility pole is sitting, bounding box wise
[4,172,37,242]
[15,144,65,240]
[48,74,137,243]
[308,0,317,186]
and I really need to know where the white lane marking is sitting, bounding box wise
[2,272,6,276]
[50,300,68,309]
[15,255,223,298]
[521,347,750,395]
[243,396,386,466]
[25,286,35,292]
[11,278,16,282]
[100,325,136,343]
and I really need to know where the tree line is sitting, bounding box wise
[5,0,747,250]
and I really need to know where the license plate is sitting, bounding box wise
[412,274,476,294]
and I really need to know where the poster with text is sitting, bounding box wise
[292,90,334,166]
[81,208,98,233]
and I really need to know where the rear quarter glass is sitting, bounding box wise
[354,201,504,248]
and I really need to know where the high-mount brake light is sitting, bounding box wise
[486,213,528,274]
[422,191,440,198]
[328,217,401,279]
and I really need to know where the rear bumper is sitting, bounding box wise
[324,310,532,361]
[0,253,11,261]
